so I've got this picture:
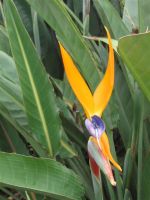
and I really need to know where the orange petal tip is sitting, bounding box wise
[59,43,94,117]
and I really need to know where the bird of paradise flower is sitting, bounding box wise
[59,27,122,186]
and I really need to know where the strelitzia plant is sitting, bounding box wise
[59,27,122,186]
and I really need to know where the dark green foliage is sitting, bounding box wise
[0,0,149,199]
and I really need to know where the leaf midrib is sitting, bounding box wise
[8,7,53,156]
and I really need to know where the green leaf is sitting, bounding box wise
[0,26,11,55]
[0,76,28,130]
[118,32,150,102]
[13,0,33,37]
[0,104,47,157]
[91,171,104,200]
[60,114,86,150]
[41,25,64,79]
[124,189,132,200]
[31,10,41,57]
[93,0,129,39]
[141,153,150,200]
[83,0,90,35]
[0,152,84,200]
[0,117,28,154]
[0,51,19,84]
[0,59,48,157]
[83,36,118,52]
[4,0,62,157]
[0,52,76,158]
[0,117,14,153]
[122,0,139,32]
[123,148,131,188]
[115,66,133,148]
[25,0,100,91]
[72,0,82,19]
[67,156,94,200]
[93,0,133,149]
[138,0,150,32]
[123,0,150,33]
[131,88,144,200]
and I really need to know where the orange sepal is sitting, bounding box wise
[89,135,121,172]
[100,132,122,172]
[93,27,114,116]
[59,43,94,118]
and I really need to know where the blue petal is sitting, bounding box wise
[92,115,105,131]
[85,115,105,138]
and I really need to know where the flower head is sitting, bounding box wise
[59,27,122,186]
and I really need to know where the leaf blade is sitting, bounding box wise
[4,0,62,156]
[26,0,100,91]
[0,152,84,200]
[118,32,150,102]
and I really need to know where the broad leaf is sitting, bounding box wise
[4,0,62,157]
[92,0,133,148]
[115,66,133,147]
[0,52,28,129]
[0,26,11,55]
[138,0,150,32]
[0,77,28,129]
[0,104,47,157]
[26,0,100,91]
[123,0,139,32]
[123,0,150,33]
[0,52,76,158]
[0,152,84,200]
[13,0,33,37]
[0,51,19,83]
[93,0,129,39]
[0,117,28,154]
[118,32,150,102]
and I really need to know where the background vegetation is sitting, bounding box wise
[0,0,150,199]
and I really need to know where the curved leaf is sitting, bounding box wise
[0,51,77,158]
[0,51,19,84]
[0,53,76,158]
[4,0,62,157]
[26,0,100,91]
[0,52,28,129]
[0,152,84,200]
[0,26,11,55]
[118,32,150,102]
[13,0,33,37]
[123,0,138,32]
[138,0,150,32]
[93,0,133,149]
[93,0,128,39]
[0,104,47,157]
